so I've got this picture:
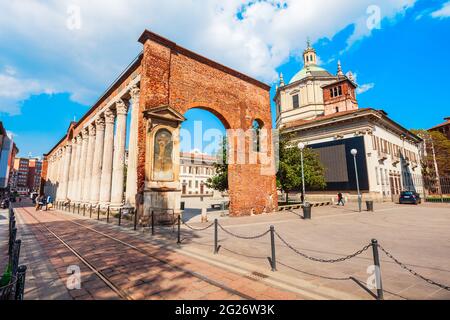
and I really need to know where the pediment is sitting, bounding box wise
[143,105,186,123]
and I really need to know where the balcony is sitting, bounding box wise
[377,151,388,161]
[391,154,400,164]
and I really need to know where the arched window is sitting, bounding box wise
[252,119,264,152]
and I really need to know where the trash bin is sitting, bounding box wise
[366,201,374,212]
[302,202,312,219]
[180,201,185,210]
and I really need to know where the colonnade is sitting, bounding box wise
[44,85,140,208]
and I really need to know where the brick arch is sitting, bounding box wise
[182,103,232,130]
[137,30,278,216]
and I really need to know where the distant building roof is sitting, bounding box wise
[180,151,218,163]
[429,117,450,130]
[282,108,422,143]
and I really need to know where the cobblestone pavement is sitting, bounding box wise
[174,202,450,300]
[13,205,306,300]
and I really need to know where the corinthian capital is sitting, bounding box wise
[104,108,115,124]
[95,116,105,130]
[115,99,128,115]
[130,85,140,102]
[81,127,89,140]
[88,123,96,136]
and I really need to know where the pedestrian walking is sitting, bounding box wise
[337,192,345,206]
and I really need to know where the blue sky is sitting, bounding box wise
[0,0,449,157]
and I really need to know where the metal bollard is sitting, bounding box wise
[9,227,17,256]
[214,219,219,254]
[133,208,137,231]
[89,205,92,218]
[151,210,155,235]
[177,215,181,244]
[77,203,80,214]
[371,239,384,300]
[15,265,27,300]
[106,206,110,223]
[118,208,122,226]
[97,206,100,220]
[83,204,86,216]
[270,225,277,271]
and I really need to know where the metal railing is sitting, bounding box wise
[1,205,27,300]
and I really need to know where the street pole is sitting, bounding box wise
[298,142,306,206]
[351,149,362,212]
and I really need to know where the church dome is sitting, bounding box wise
[289,65,333,84]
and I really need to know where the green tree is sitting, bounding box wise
[205,138,228,192]
[277,133,326,203]
[411,129,450,177]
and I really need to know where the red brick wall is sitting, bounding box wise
[138,31,278,216]
[323,81,358,115]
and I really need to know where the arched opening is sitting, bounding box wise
[179,108,228,222]
[252,119,264,153]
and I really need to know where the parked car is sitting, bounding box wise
[1,198,10,209]
[399,191,421,205]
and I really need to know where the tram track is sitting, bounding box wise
[18,206,253,300]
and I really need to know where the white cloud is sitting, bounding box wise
[0,66,56,115]
[346,71,374,94]
[431,1,450,19]
[356,83,375,94]
[0,0,417,114]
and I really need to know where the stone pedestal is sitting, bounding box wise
[143,188,181,224]
[142,106,185,224]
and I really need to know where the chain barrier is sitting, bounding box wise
[218,222,270,240]
[378,245,450,291]
[181,220,214,231]
[275,231,371,263]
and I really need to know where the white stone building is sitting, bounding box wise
[275,42,423,202]
[180,151,217,195]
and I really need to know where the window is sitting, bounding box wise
[252,119,264,152]
[292,94,299,108]
[335,107,339,113]
[331,86,343,98]
[376,167,380,185]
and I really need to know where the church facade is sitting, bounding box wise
[275,42,424,202]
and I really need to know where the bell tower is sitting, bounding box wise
[303,38,317,67]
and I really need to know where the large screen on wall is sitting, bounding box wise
[314,144,349,182]
[309,136,369,191]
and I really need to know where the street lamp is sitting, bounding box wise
[351,148,362,212]
[298,142,306,206]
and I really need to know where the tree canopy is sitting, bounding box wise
[205,138,228,192]
[276,133,326,198]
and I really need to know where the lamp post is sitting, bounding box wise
[298,142,306,206]
[351,148,362,212]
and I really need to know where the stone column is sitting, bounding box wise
[73,135,82,202]
[60,144,72,200]
[99,108,115,206]
[110,99,128,207]
[125,85,140,206]
[78,128,89,203]
[56,149,63,200]
[68,138,77,200]
[82,124,96,202]
[90,117,105,204]
[47,157,54,197]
